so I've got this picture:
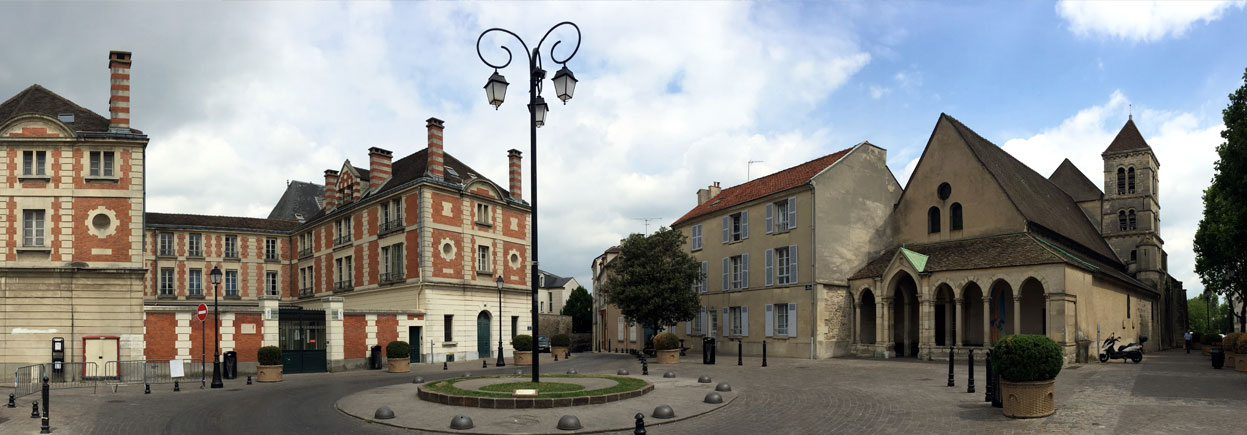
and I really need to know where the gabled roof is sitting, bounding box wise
[537,269,574,289]
[267,180,324,221]
[940,114,1119,262]
[0,84,142,135]
[1103,118,1151,155]
[671,145,855,226]
[1048,158,1103,203]
[147,212,300,233]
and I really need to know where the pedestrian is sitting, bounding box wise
[1184,330,1193,354]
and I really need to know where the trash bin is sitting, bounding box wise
[1211,346,1225,369]
[370,345,383,370]
[223,351,238,379]
[702,337,716,364]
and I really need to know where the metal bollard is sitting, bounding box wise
[246,376,252,385]
[642,359,648,376]
[145,383,151,394]
[174,380,180,392]
[31,401,39,418]
[947,347,955,387]
[41,376,50,434]
[443,362,448,370]
[984,350,993,403]
[762,341,768,367]
[737,341,743,366]
[483,359,488,369]
[992,368,1003,408]
[634,412,647,435]
[967,348,975,394]
[7,392,14,408]
[554,352,558,361]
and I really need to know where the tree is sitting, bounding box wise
[605,227,702,341]
[1195,66,1247,333]
[1188,294,1229,333]
[560,286,593,333]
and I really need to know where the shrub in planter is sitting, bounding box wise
[1200,332,1217,345]
[551,333,571,357]
[512,334,534,365]
[386,340,411,373]
[992,335,1062,418]
[1236,335,1247,373]
[654,332,681,364]
[257,346,283,382]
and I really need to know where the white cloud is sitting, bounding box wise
[1056,0,1246,42]
[869,85,890,99]
[1001,92,1223,295]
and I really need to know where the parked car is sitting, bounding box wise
[536,336,551,353]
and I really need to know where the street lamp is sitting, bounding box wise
[496,276,506,367]
[209,266,224,389]
[477,21,582,383]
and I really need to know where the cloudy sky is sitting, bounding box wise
[2,1,1243,296]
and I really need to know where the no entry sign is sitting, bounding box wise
[196,303,208,321]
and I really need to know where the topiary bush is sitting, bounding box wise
[1225,332,1242,353]
[1237,334,1247,354]
[512,334,533,352]
[653,332,680,351]
[991,334,1063,383]
[386,340,410,359]
[551,333,570,347]
[258,346,282,366]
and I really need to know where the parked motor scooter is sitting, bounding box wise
[1099,333,1145,363]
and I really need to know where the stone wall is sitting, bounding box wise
[539,314,572,337]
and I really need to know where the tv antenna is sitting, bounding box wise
[748,160,765,181]
[634,217,663,234]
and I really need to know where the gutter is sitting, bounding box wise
[810,182,816,360]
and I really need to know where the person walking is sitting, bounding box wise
[1184,330,1193,354]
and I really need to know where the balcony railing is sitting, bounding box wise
[298,247,313,259]
[333,280,354,293]
[299,287,314,298]
[334,235,352,247]
[224,250,239,260]
[379,271,405,284]
[378,218,404,236]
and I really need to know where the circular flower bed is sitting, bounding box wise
[418,374,653,408]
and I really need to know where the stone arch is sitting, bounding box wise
[933,283,956,347]
[888,271,920,357]
[859,288,876,345]
[477,310,493,359]
[1019,277,1046,335]
[961,281,985,346]
[988,278,1015,344]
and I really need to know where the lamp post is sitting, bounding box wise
[209,266,224,389]
[477,21,581,384]
[496,276,506,367]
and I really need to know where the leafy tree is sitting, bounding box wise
[605,227,702,337]
[1195,67,1247,333]
[560,286,593,333]
[1188,294,1229,333]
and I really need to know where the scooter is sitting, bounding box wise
[1099,333,1145,363]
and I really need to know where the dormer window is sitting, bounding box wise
[57,113,75,123]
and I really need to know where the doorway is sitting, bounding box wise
[279,307,327,374]
[409,326,422,363]
[477,311,492,359]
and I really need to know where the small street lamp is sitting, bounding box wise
[209,266,224,389]
[550,66,577,104]
[496,276,506,367]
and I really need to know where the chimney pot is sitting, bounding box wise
[369,147,393,191]
[427,117,445,179]
[507,149,523,200]
[323,169,341,210]
[108,50,132,131]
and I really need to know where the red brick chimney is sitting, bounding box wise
[108,51,132,131]
[323,169,340,210]
[368,147,393,191]
[426,117,445,179]
[507,149,523,200]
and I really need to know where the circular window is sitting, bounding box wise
[937,183,952,201]
[92,214,111,231]
[441,242,454,257]
[510,253,520,264]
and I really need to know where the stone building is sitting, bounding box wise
[536,269,579,314]
[591,246,634,352]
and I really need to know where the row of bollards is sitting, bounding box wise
[945,347,1002,409]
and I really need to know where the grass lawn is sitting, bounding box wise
[423,374,648,399]
[479,381,584,393]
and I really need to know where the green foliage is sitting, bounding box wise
[991,335,1063,383]
[386,340,410,359]
[551,333,570,347]
[1200,332,1218,345]
[257,346,282,366]
[1237,334,1247,354]
[512,334,533,351]
[1194,67,1247,333]
[1225,332,1242,353]
[479,381,584,393]
[425,374,647,399]
[561,286,594,333]
[605,228,702,333]
[653,332,680,350]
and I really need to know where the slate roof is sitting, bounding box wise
[266,180,324,221]
[941,114,1119,262]
[147,212,300,233]
[538,269,574,289]
[0,84,143,135]
[671,145,856,226]
[1103,118,1152,154]
[1048,158,1103,203]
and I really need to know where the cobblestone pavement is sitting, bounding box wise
[0,349,1241,434]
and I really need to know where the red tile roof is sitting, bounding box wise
[671,146,856,226]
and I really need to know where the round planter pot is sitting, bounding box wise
[656,349,680,364]
[257,364,283,383]
[387,358,410,373]
[1000,379,1055,419]
[552,346,569,358]
[513,351,533,366]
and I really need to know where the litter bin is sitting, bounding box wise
[223,351,238,379]
[370,345,383,370]
[1211,346,1225,369]
[702,337,716,364]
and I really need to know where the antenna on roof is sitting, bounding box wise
[747,160,764,181]
[1128,103,1132,120]
[633,217,663,234]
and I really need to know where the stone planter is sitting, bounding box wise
[388,358,410,373]
[552,346,569,358]
[656,349,679,364]
[1227,353,1238,369]
[257,364,283,382]
[513,351,533,366]
[1000,379,1055,418]
[1204,346,1211,356]
[1236,354,1247,372]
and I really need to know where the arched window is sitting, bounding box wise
[1128,209,1137,230]
[1118,210,1127,231]
[1116,168,1126,194]
[1127,167,1136,193]
[928,206,941,234]
[950,203,963,231]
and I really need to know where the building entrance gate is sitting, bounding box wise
[279,307,327,374]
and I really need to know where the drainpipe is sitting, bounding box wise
[810,184,816,360]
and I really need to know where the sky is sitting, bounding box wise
[1,1,1243,297]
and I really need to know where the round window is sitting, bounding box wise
[92,214,111,231]
[510,253,520,264]
[441,242,454,257]
[937,183,952,201]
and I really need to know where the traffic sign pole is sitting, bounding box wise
[197,303,208,388]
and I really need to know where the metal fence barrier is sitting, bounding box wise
[104,360,147,391]
[13,362,100,398]
[13,364,41,398]
[14,359,207,396]
[142,359,205,386]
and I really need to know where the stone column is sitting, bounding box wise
[881,298,892,357]
[1013,295,1022,335]
[323,297,345,372]
[954,298,963,347]
[258,295,280,348]
[982,297,992,348]
[945,300,954,346]
[854,301,862,344]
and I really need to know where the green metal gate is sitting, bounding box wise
[477,311,492,359]
[279,308,327,374]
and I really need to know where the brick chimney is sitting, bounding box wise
[368,147,393,191]
[323,169,340,210]
[698,182,721,205]
[108,51,132,131]
[426,117,445,179]
[507,149,523,200]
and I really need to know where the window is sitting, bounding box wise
[690,224,702,251]
[1116,168,1126,194]
[224,235,238,258]
[22,210,45,247]
[159,268,174,296]
[298,233,313,257]
[721,211,748,243]
[1130,249,1137,263]
[766,303,797,337]
[511,316,518,339]
[188,233,202,257]
[950,203,963,231]
[477,245,491,274]
[729,306,748,336]
[476,203,491,225]
[1127,209,1137,230]
[188,269,202,296]
[1127,296,1131,318]
[541,301,545,312]
[722,254,749,290]
[266,271,279,296]
[335,218,352,245]
[265,238,278,260]
[225,270,239,297]
[709,310,718,338]
[379,199,403,233]
[1118,210,1127,231]
[1127,167,1136,193]
[89,151,115,177]
[937,182,952,200]
[692,261,708,293]
[444,315,454,342]
[158,233,174,256]
[767,197,796,233]
[22,150,47,176]
[335,256,353,290]
[775,304,789,336]
[928,206,941,233]
[767,245,798,285]
[381,244,405,282]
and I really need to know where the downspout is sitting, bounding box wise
[810,184,816,360]
[288,232,295,299]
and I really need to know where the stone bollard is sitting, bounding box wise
[967,348,975,394]
[41,376,50,434]
[984,350,993,403]
[947,347,955,387]
[762,341,768,367]
[737,341,743,366]
[634,412,647,435]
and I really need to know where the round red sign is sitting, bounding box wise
[196,303,208,321]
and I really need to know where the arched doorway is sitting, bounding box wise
[477,311,492,359]
[989,280,1015,344]
[1019,278,1046,335]
[962,283,984,346]
[934,284,955,347]
[860,289,876,344]
[890,273,919,357]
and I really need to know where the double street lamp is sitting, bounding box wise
[477,22,581,383]
[209,266,224,389]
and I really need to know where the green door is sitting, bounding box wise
[279,308,327,374]
[477,311,492,359]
